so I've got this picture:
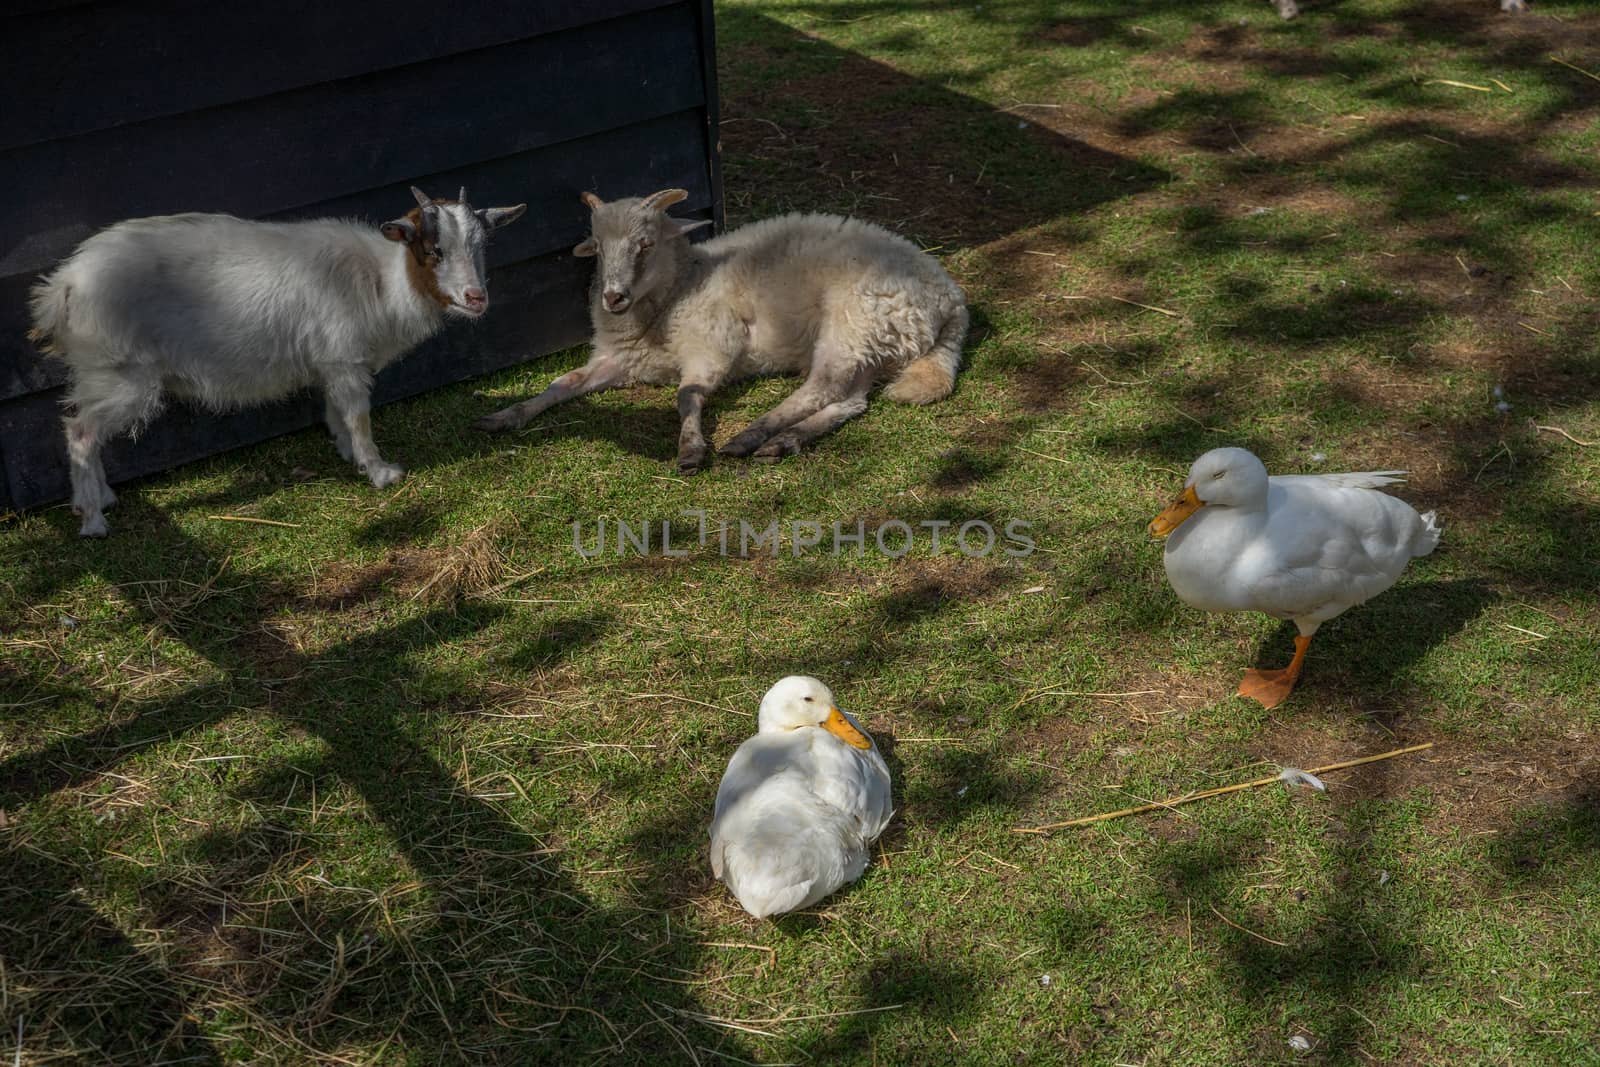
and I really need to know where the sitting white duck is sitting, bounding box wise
[709,676,893,919]
[1148,447,1440,709]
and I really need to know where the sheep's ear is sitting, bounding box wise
[580,191,605,211]
[410,186,433,209]
[572,237,598,257]
[478,204,527,231]
[640,188,689,213]
[381,218,418,243]
[672,217,713,239]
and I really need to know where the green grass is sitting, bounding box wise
[4,1,1599,1063]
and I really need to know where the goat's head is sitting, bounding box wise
[573,189,712,314]
[382,186,526,318]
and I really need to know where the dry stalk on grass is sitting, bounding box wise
[1014,742,1436,834]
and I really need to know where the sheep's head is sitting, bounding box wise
[382,186,526,319]
[573,188,712,314]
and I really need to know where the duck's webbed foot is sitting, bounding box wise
[1237,634,1311,709]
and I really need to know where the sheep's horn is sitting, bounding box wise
[640,188,689,213]
[410,186,433,209]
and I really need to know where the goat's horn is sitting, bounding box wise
[458,186,467,204]
[580,191,604,211]
[641,188,689,213]
[410,186,432,209]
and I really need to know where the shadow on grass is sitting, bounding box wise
[0,513,752,1063]
[1248,577,1498,712]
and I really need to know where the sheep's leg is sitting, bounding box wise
[675,381,716,474]
[324,392,354,462]
[323,371,402,488]
[474,355,628,432]
[752,395,871,462]
[719,379,834,458]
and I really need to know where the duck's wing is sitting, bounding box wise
[1274,471,1408,490]
[1250,480,1428,619]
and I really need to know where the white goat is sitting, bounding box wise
[29,187,526,536]
[475,189,968,471]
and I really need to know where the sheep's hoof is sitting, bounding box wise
[676,443,708,474]
[718,430,768,458]
[752,436,801,463]
[79,513,109,538]
[473,408,525,433]
[366,462,405,489]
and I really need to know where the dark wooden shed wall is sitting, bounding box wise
[0,0,723,512]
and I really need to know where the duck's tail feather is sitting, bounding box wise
[1412,509,1442,557]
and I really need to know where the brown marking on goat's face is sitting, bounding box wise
[394,205,454,311]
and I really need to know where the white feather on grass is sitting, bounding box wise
[1279,767,1327,792]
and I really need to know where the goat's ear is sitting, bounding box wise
[478,204,527,231]
[640,188,689,213]
[381,218,418,243]
[580,191,605,211]
[671,217,714,239]
[572,237,598,258]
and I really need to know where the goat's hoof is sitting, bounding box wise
[332,439,354,462]
[1501,0,1525,10]
[752,436,801,462]
[676,446,708,474]
[79,514,109,538]
[366,463,405,489]
[98,486,118,509]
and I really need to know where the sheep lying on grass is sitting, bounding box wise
[29,187,526,536]
[475,189,968,471]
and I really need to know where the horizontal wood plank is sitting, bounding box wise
[0,0,682,151]
[0,4,706,280]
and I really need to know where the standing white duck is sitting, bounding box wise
[1148,447,1441,709]
[709,676,893,919]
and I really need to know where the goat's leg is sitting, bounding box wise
[675,381,717,474]
[1501,0,1526,10]
[474,355,628,432]
[324,391,354,462]
[62,377,158,537]
[64,414,113,537]
[1275,0,1299,17]
[323,371,402,488]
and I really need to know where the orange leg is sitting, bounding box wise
[1237,634,1312,709]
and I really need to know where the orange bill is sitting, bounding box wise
[822,707,873,750]
[1148,484,1202,538]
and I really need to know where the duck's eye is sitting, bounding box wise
[803,696,814,703]
[1211,470,1226,480]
